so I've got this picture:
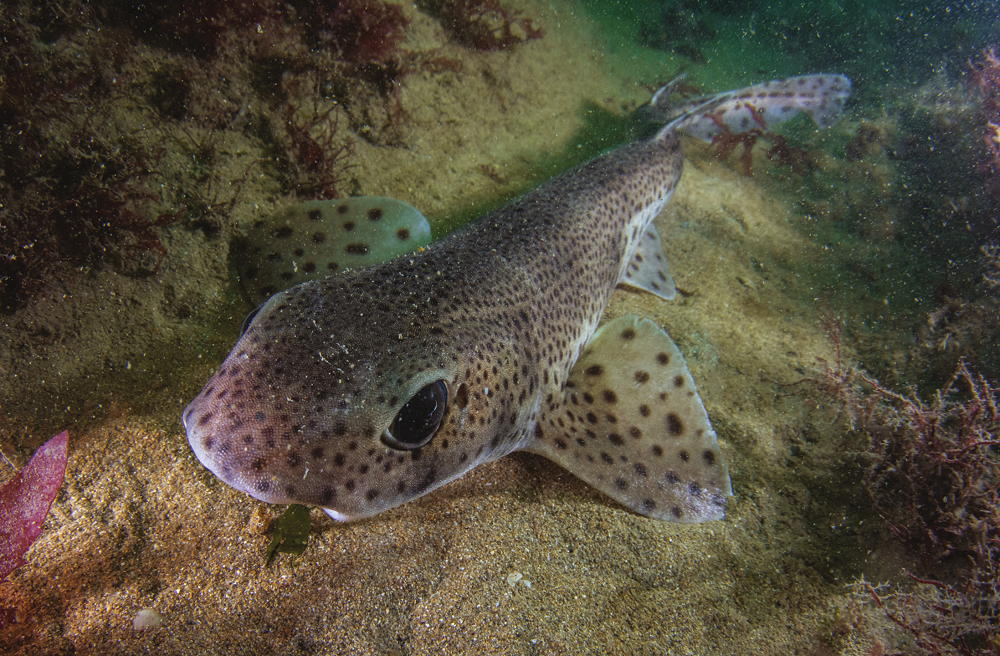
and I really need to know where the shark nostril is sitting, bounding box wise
[455,383,469,410]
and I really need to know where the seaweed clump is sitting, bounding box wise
[847,362,1000,561]
[298,0,411,64]
[0,0,545,314]
[0,7,172,313]
[709,127,815,177]
[274,76,356,199]
[421,0,543,51]
[857,571,1000,656]
[967,47,1000,209]
[819,344,1000,653]
[0,0,424,312]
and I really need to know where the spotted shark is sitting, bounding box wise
[184,74,851,522]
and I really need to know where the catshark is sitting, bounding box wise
[183,75,851,522]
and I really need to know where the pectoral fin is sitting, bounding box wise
[526,316,731,522]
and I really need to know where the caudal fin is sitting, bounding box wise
[656,74,851,142]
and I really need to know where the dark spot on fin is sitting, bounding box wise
[616,224,676,301]
[522,316,732,523]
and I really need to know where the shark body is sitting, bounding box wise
[183,75,851,522]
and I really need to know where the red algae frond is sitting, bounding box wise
[0,431,69,582]
[817,321,1000,654]
[303,0,411,64]
[710,128,814,176]
[427,0,544,51]
[275,77,356,200]
[967,47,1000,204]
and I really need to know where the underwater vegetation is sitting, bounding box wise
[816,325,1000,654]
[856,558,1000,656]
[709,127,814,177]
[264,503,311,566]
[968,47,1000,210]
[273,74,357,199]
[420,0,544,51]
[0,0,544,314]
[854,363,998,562]
[0,8,172,312]
[0,431,68,582]
[858,570,1000,656]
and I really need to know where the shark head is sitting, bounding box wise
[184,257,532,521]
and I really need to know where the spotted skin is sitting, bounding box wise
[530,315,731,521]
[183,75,851,522]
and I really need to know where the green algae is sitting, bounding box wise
[265,504,312,567]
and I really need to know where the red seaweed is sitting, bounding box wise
[275,80,356,199]
[0,8,170,311]
[710,127,814,176]
[710,127,762,176]
[967,48,1000,203]
[818,349,1000,563]
[0,431,69,582]
[304,0,411,64]
[764,133,814,175]
[814,321,1000,654]
[429,0,543,51]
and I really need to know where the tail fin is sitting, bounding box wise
[655,74,852,142]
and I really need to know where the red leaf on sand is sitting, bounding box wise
[0,430,68,581]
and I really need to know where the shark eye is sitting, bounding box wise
[382,380,448,450]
